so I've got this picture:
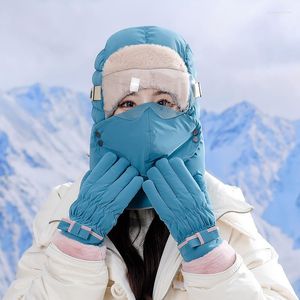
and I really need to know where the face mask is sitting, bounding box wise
[89,101,205,210]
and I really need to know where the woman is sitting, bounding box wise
[4,26,298,300]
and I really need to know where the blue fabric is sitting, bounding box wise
[83,25,222,258]
[142,157,223,262]
[89,25,202,209]
[90,101,204,209]
[59,151,143,245]
[83,25,222,259]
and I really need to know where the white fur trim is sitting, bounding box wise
[103,44,188,75]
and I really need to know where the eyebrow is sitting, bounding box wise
[153,90,171,96]
[123,91,136,97]
[123,90,173,98]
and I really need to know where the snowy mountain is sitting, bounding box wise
[201,101,300,294]
[201,102,300,246]
[200,101,300,295]
[0,83,299,298]
[201,101,296,214]
[262,118,300,248]
[0,83,92,297]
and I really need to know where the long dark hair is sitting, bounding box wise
[107,209,170,300]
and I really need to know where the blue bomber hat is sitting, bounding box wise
[89,26,203,210]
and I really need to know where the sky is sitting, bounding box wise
[1,0,300,120]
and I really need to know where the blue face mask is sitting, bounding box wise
[89,101,205,210]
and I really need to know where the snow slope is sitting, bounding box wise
[0,83,92,296]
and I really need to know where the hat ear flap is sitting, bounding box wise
[89,96,105,170]
[91,99,105,123]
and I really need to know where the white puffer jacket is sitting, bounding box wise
[3,171,298,300]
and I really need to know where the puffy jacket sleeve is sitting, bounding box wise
[181,212,299,300]
[3,183,109,300]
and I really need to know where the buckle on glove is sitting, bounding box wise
[177,226,219,249]
[57,218,104,244]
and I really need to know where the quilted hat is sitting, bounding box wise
[90,26,202,119]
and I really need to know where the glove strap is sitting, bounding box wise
[57,218,104,245]
[177,225,219,250]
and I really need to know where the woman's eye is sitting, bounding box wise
[119,100,135,108]
[157,99,174,107]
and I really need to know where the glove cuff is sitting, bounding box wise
[57,218,104,246]
[177,225,223,262]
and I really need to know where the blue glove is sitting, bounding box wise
[142,157,223,262]
[57,151,143,245]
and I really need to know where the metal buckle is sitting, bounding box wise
[177,226,219,249]
[193,81,202,98]
[57,218,104,243]
[90,85,102,101]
